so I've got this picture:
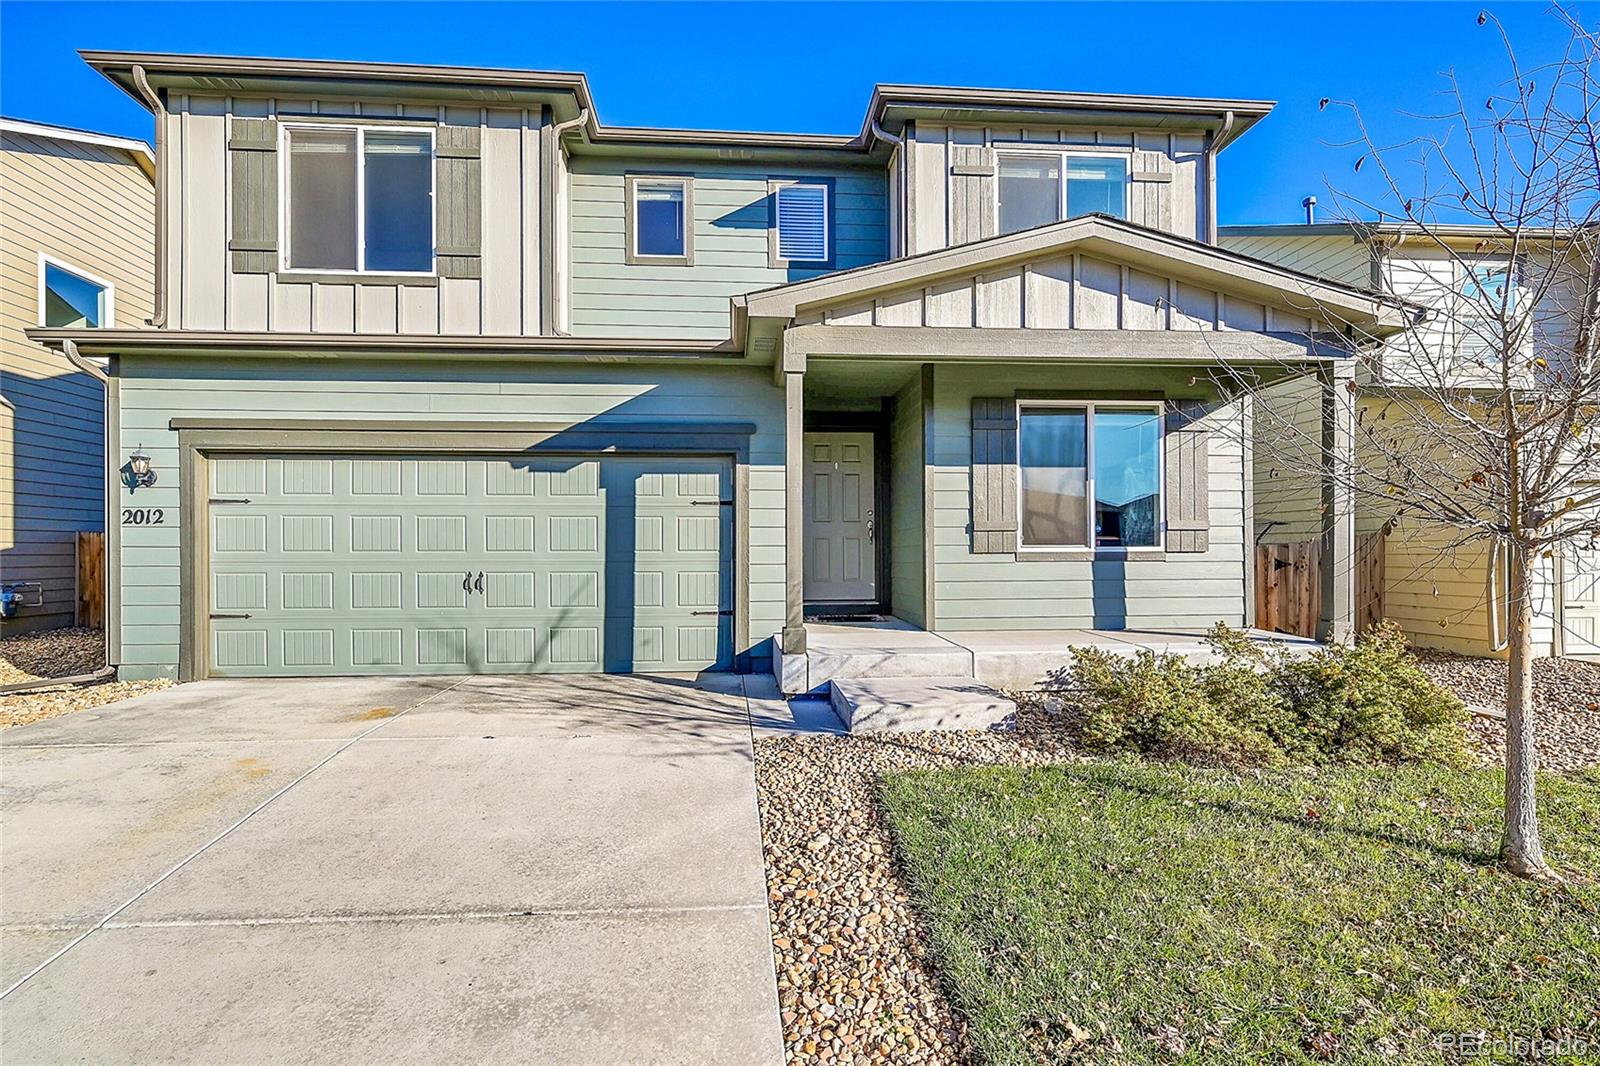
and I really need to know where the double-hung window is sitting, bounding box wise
[771,180,831,265]
[627,175,692,265]
[284,125,435,274]
[997,151,1129,236]
[39,255,112,328]
[1018,402,1163,550]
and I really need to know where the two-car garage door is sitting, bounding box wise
[205,454,732,677]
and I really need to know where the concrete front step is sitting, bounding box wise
[828,676,1017,734]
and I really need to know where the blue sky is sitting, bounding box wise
[0,2,1578,224]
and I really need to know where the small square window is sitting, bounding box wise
[629,177,691,263]
[41,259,110,328]
[773,182,830,264]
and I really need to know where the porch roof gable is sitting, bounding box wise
[735,214,1412,337]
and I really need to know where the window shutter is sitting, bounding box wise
[1130,147,1175,232]
[229,118,278,274]
[1165,401,1211,553]
[435,125,482,279]
[970,397,1018,553]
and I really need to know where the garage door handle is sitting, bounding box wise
[690,609,733,617]
[210,612,253,619]
[462,571,473,593]
[209,497,252,505]
[474,571,484,594]
[690,500,734,507]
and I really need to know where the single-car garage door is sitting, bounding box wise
[205,454,732,677]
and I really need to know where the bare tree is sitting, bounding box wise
[1221,7,1599,879]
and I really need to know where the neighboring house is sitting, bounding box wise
[1,117,155,634]
[1222,222,1598,660]
[29,52,1406,685]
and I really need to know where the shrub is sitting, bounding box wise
[1055,622,1470,767]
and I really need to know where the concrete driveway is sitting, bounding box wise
[1,673,786,1065]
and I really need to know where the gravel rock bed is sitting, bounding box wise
[1,627,170,729]
[0,626,105,685]
[754,704,1080,1066]
[1416,652,1600,772]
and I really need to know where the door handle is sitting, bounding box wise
[463,571,473,593]
[866,509,875,543]
[474,571,484,594]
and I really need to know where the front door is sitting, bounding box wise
[1563,545,1600,659]
[804,432,876,604]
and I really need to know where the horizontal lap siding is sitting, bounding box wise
[567,160,887,338]
[1218,234,1374,288]
[931,364,1248,630]
[1,133,153,632]
[113,356,785,678]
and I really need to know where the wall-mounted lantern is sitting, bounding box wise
[125,446,157,489]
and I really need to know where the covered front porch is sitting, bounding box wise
[733,215,1408,698]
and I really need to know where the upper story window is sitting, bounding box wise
[1018,402,1163,550]
[284,125,434,274]
[626,175,693,265]
[772,180,831,265]
[1458,259,1518,367]
[39,256,112,328]
[997,151,1129,236]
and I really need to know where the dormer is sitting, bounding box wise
[868,88,1272,255]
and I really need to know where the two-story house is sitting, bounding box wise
[1222,222,1599,661]
[28,52,1407,689]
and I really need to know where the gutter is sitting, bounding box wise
[130,64,168,328]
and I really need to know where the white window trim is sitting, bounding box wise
[1015,399,1166,553]
[993,146,1133,235]
[625,174,694,266]
[770,179,832,267]
[278,121,438,278]
[37,253,114,328]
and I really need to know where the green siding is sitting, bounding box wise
[930,365,1249,631]
[114,355,785,679]
[888,372,926,626]
[568,160,888,339]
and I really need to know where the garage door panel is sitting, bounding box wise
[207,454,731,677]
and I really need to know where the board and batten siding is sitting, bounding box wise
[800,253,1319,334]
[163,94,545,336]
[566,159,888,339]
[899,122,1209,256]
[930,364,1249,631]
[112,356,785,679]
[1,130,154,633]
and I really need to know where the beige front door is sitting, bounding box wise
[804,432,876,603]
[1563,544,1600,659]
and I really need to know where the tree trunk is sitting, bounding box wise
[1501,541,1550,878]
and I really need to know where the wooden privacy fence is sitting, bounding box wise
[1255,532,1385,640]
[76,531,105,629]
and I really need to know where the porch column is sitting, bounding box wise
[781,367,807,654]
[1319,359,1357,644]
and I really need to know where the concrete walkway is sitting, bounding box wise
[1,674,785,1065]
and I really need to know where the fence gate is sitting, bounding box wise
[1255,532,1384,639]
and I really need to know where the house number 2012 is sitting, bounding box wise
[122,508,165,526]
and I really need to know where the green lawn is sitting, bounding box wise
[880,761,1600,1065]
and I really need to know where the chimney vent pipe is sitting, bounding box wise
[1302,195,1317,225]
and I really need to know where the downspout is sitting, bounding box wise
[870,120,904,256]
[62,337,113,675]
[869,118,902,147]
[1205,110,1235,245]
[131,65,167,328]
[543,108,589,336]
